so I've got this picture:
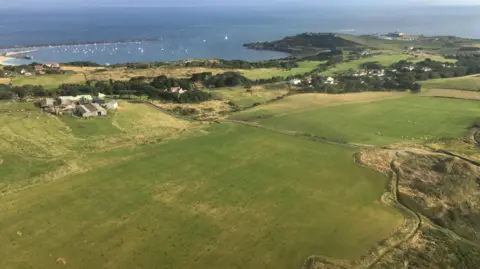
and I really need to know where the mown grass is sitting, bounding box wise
[0,123,402,269]
[241,61,325,80]
[233,95,479,145]
[421,75,480,91]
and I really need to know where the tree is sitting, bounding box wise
[411,83,422,93]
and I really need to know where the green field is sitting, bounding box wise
[0,100,404,269]
[242,61,324,80]
[211,84,289,107]
[320,54,412,76]
[421,75,480,91]
[11,73,86,89]
[232,95,479,145]
[320,53,456,76]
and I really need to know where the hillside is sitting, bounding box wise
[243,33,364,54]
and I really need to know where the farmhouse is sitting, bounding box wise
[76,103,107,118]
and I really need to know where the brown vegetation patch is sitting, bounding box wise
[0,159,3,165]
[56,257,67,265]
[356,149,392,174]
[154,100,231,121]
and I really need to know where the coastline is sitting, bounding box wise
[0,38,162,50]
[0,50,37,65]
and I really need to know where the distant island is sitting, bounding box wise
[244,32,480,56]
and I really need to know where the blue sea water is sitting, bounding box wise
[1,6,480,64]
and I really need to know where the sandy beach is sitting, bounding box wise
[0,50,36,65]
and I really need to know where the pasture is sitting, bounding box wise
[232,94,479,145]
[0,122,402,269]
[422,88,480,101]
[0,100,197,193]
[320,54,412,76]
[241,61,324,80]
[211,84,289,107]
[421,75,480,91]
[11,73,87,89]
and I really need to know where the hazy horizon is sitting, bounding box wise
[2,0,480,8]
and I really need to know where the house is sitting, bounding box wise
[76,103,107,117]
[421,67,432,72]
[34,65,44,74]
[40,98,55,108]
[387,31,404,38]
[44,62,61,70]
[402,65,415,71]
[24,72,33,76]
[289,79,302,86]
[324,77,336,85]
[373,69,385,77]
[178,89,186,95]
[171,87,182,93]
[305,76,313,84]
[104,100,118,110]
[20,69,27,74]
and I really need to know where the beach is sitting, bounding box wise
[0,50,36,65]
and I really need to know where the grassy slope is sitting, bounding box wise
[0,101,195,193]
[0,123,401,269]
[233,95,479,145]
[421,75,480,91]
[241,61,324,80]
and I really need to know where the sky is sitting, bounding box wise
[1,0,479,8]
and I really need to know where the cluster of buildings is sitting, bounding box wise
[20,63,61,76]
[40,94,118,117]
[289,76,337,86]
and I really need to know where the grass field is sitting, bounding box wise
[11,73,87,89]
[211,84,289,107]
[232,94,479,145]
[421,75,480,91]
[422,88,480,101]
[320,54,412,76]
[0,122,402,269]
[0,100,197,193]
[241,61,325,80]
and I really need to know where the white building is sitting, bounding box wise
[324,77,336,85]
[289,79,302,86]
[421,67,432,72]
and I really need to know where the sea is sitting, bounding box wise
[1,5,480,65]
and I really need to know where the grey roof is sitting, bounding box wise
[77,102,106,115]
